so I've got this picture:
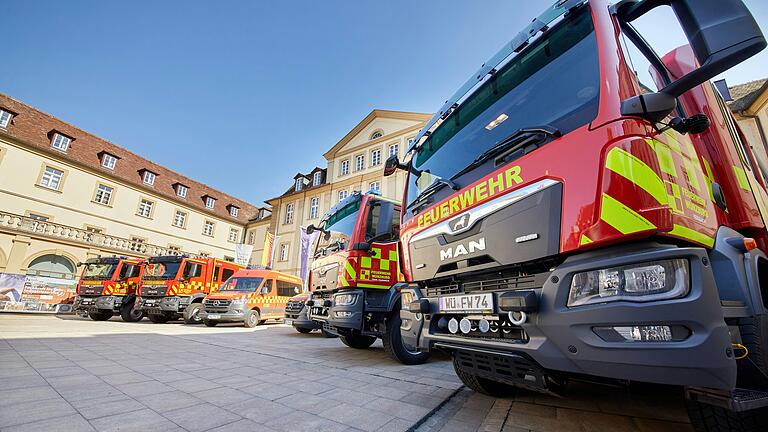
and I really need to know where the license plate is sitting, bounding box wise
[207,314,221,320]
[439,293,494,313]
[285,319,293,325]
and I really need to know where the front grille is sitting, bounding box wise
[431,314,529,343]
[311,291,332,300]
[79,286,104,296]
[464,273,548,293]
[285,301,304,315]
[141,286,168,297]
[204,299,231,313]
[454,349,548,391]
[425,284,460,297]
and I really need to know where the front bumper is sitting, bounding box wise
[410,245,737,390]
[74,295,124,312]
[285,304,319,330]
[307,289,364,332]
[199,301,247,322]
[136,296,190,313]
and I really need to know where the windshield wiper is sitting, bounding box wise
[451,126,561,180]
[406,175,459,212]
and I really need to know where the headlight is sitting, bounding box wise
[334,293,358,306]
[567,259,689,307]
[401,291,415,310]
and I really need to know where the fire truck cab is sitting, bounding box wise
[73,257,145,322]
[393,0,768,429]
[305,191,429,364]
[136,256,242,324]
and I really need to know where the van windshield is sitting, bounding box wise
[218,277,264,292]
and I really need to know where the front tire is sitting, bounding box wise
[453,356,518,397]
[147,312,171,324]
[382,313,430,365]
[686,400,768,432]
[244,310,261,328]
[183,303,203,325]
[88,310,112,321]
[120,301,143,322]
[203,319,218,327]
[295,327,312,334]
[339,331,377,349]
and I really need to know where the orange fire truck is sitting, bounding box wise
[136,256,242,324]
[393,0,768,429]
[73,257,145,322]
[305,191,430,364]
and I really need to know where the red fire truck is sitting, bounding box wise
[136,256,242,324]
[73,257,145,322]
[305,191,429,364]
[392,0,768,429]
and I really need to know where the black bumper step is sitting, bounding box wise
[687,387,768,412]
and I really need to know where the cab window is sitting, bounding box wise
[365,201,400,243]
[277,279,300,296]
[260,279,273,295]
[183,262,202,278]
[119,264,139,279]
[221,267,236,282]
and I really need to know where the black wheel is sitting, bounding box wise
[339,332,377,349]
[203,319,218,327]
[453,356,518,397]
[244,309,261,328]
[686,399,768,432]
[147,312,171,324]
[736,315,768,386]
[88,310,112,321]
[383,313,430,365]
[322,329,338,338]
[120,300,143,322]
[183,303,203,325]
[295,327,312,334]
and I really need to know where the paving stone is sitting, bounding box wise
[318,388,379,407]
[207,418,278,432]
[0,385,61,406]
[2,413,95,432]
[89,408,183,432]
[0,397,77,428]
[264,410,349,432]
[319,402,397,431]
[226,396,294,422]
[163,402,243,432]
[195,386,253,406]
[275,393,343,414]
[167,377,223,393]
[75,395,146,420]
[116,380,175,397]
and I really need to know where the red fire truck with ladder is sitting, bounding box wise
[305,191,430,364]
[73,257,145,322]
[136,256,242,324]
[391,0,768,429]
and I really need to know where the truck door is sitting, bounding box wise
[181,260,204,295]
[359,200,402,288]
[275,278,300,318]
[259,279,275,318]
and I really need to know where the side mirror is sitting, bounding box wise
[384,155,408,177]
[617,0,766,121]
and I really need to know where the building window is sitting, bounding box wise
[279,243,289,262]
[370,130,383,140]
[93,184,113,205]
[284,203,294,224]
[313,171,322,186]
[340,160,349,176]
[205,197,216,209]
[295,178,303,192]
[137,199,154,218]
[338,190,348,202]
[355,155,365,172]
[173,210,187,228]
[51,133,71,152]
[258,209,267,219]
[0,109,12,128]
[369,181,380,193]
[142,171,156,185]
[228,228,239,243]
[371,149,381,166]
[176,184,188,198]
[39,166,64,190]
[309,197,319,219]
[101,153,117,170]
[389,143,399,157]
[229,207,238,217]
[248,230,256,244]
[203,220,215,236]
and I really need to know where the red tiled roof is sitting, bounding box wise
[0,92,263,223]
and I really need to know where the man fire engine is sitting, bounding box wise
[73,257,145,322]
[136,255,242,324]
[305,191,429,364]
[392,0,768,429]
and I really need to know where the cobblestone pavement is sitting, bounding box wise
[0,314,693,431]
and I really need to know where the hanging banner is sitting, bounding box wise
[299,226,320,288]
[0,273,76,313]
[235,244,254,266]
[261,232,275,268]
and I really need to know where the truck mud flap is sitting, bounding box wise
[686,387,768,412]
[438,342,561,396]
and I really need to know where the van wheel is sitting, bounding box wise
[686,399,768,432]
[88,310,112,321]
[453,356,518,397]
[295,327,312,334]
[383,313,430,365]
[340,332,377,349]
[203,319,218,327]
[244,310,261,328]
[120,301,143,322]
[736,315,768,385]
[183,303,203,324]
[147,313,170,324]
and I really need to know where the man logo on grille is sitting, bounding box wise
[449,214,470,233]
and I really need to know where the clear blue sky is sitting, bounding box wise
[2,1,766,205]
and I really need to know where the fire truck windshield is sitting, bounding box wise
[82,263,118,280]
[218,277,264,292]
[315,199,361,255]
[144,261,182,280]
[406,5,599,210]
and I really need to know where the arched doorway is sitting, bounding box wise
[26,254,76,279]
